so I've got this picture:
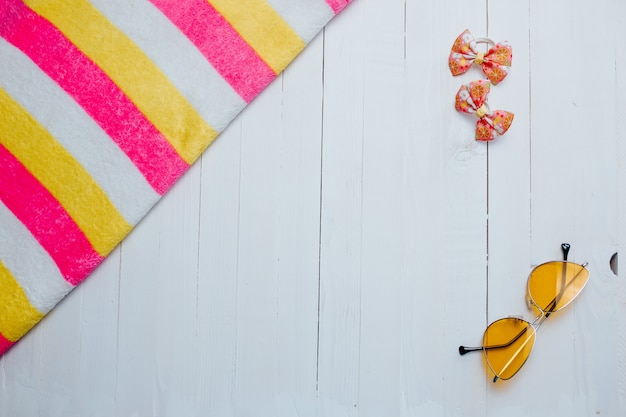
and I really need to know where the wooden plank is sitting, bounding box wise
[485,0,531,328]
[357,0,407,415]
[227,33,325,414]
[194,118,243,416]
[113,200,161,415]
[617,0,626,410]
[403,0,491,414]
[114,161,202,416]
[317,2,365,414]
[74,248,121,416]
[231,74,286,415]
[275,33,325,408]
[523,0,621,415]
[152,162,202,415]
[484,0,534,412]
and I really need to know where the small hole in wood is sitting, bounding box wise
[610,252,618,276]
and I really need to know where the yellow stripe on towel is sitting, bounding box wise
[0,261,44,342]
[208,0,306,74]
[24,0,218,165]
[0,88,131,256]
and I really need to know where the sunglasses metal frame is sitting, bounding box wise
[459,243,589,382]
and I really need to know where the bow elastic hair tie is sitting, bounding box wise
[449,29,512,85]
[455,80,514,141]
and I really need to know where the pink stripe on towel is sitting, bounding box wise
[150,0,276,103]
[0,145,103,286]
[0,333,14,355]
[325,0,351,14]
[0,0,189,195]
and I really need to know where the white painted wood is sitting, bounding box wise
[194,114,242,416]
[0,0,623,415]
[483,1,534,415]
[317,5,365,414]
[617,1,626,412]
[403,1,490,416]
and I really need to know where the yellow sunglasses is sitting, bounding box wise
[459,243,589,382]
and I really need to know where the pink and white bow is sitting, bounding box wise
[455,80,514,141]
[449,29,513,85]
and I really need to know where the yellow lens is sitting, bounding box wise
[483,317,536,381]
[527,261,589,314]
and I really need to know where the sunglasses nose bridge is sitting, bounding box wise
[531,313,546,328]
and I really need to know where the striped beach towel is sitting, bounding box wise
[0,0,351,357]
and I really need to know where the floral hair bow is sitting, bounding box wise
[449,29,512,85]
[455,80,514,141]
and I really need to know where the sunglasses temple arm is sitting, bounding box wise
[458,345,483,355]
[544,259,589,319]
[546,258,568,318]
[541,243,575,318]
[459,327,528,356]
[562,243,571,261]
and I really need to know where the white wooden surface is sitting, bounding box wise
[1,0,624,415]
